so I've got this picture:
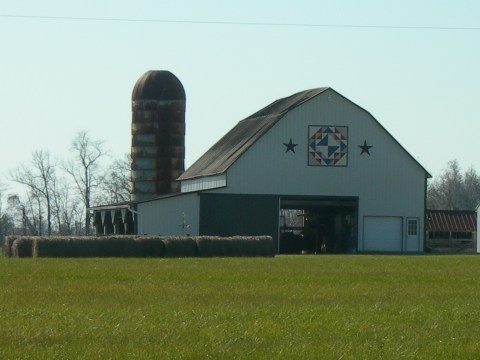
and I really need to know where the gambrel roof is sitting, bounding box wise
[178,87,430,181]
[178,88,329,181]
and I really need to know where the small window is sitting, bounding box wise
[407,219,418,236]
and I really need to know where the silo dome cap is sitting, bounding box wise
[132,70,186,101]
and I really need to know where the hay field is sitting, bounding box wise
[1,255,479,359]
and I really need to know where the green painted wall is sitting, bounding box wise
[199,194,279,243]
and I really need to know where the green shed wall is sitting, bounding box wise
[199,194,280,244]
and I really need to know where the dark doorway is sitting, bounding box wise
[279,197,358,254]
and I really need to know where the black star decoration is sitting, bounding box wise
[283,138,298,153]
[358,140,373,155]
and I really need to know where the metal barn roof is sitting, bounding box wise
[178,86,431,182]
[178,88,329,181]
[426,210,477,232]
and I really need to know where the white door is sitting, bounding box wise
[363,216,403,251]
[406,218,420,252]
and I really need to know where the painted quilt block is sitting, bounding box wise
[308,126,348,166]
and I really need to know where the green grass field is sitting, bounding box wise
[1,255,480,359]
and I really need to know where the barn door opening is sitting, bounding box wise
[363,216,403,252]
[279,197,358,254]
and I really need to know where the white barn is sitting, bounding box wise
[124,87,430,253]
[478,204,480,253]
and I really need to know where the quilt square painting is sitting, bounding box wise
[308,126,348,166]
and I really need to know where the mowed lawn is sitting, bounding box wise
[1,255,480,359]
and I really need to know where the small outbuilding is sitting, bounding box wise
[425,209,477,253]
[96,87,431,253]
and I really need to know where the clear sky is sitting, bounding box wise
[1,0,479,189]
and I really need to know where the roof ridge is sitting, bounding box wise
[178,87,329,181]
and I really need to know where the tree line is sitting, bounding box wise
[0,131,130,239]
[427,159,480,211]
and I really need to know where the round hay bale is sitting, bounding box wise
[195,236,227,257]
[3,236,17,258]
[34,236,76,257]
[255,236,276,257]
[11,237,35,258]
[162,237,197,257]
[224,235,275,257]
[136,236,166,257]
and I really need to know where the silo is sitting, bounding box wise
[131,70,186,201]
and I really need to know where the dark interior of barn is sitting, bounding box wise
[279,198,358,254]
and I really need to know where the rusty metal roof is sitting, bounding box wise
[132,70,185,101]
[178,88,329,180]
[426,210,477,232]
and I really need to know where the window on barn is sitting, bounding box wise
[407,219,418,236]
[452,232,473,240]
[429,231,449,239]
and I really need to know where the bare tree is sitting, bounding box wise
[0,181,6,223]
[64,131,106,235]
[7,194,36,235]
[51,176,83,235]
[0,182,14,243]
[10,150,56,235]
[99,153,131,204]
[463,167,480,210]
[427,159,480,210]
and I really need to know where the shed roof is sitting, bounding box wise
[178,88,329,181]
[426,210,477,232]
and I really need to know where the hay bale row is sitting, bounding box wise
[31,236,163,258]
[196,236,275,257]
[34,236,147,258]
[3,235,274,258]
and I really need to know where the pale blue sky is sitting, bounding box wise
[1,0,479,187]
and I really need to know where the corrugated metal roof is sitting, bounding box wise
[179,86,431,182]
[178,88,329,180]
[426,210,477,232]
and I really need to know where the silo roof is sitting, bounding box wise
[132,70,186,101]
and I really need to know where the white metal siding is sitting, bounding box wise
[180,174,227,192]
[222,90,425,202]
[138,193,200,236]
[211,89,426,251]
[477,206,480,253]
[364,216,403,251]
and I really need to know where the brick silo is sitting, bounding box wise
[131,70,186,201]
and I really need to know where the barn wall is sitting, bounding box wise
[138,192,200,236]
[210,89,426,251]
[477,206,480,253]
[199,193,280,245]
[181,174,227,192]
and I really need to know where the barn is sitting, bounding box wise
[92,73,431,253]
